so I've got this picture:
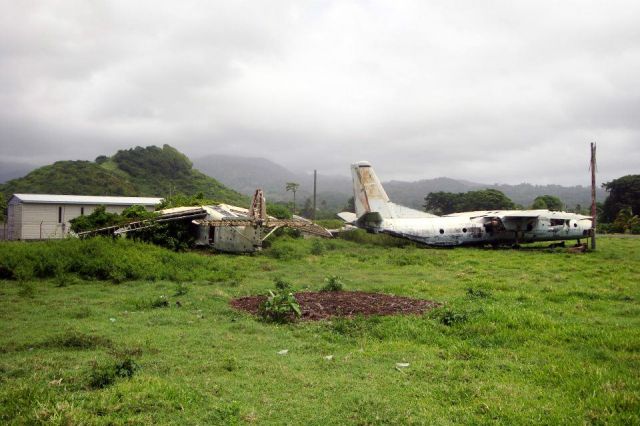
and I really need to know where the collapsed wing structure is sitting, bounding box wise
[78,189,331,253]
[340,161,593,247]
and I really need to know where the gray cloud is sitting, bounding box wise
[0,0,638,185]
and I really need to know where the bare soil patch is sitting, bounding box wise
[230,291,440,321]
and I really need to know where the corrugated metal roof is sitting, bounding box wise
[10,194,163,206]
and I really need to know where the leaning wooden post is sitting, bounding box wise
[590,142,597,250]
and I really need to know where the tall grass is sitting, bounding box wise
[0,238,238,283]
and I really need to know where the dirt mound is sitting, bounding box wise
[230,291,440,321]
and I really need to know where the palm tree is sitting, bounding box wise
[614,207,640,233]
[285,182,300,214]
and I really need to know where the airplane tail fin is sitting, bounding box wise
[351,161,393,219]
[351,161,439,222]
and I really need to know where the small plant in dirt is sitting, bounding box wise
[88,357,139,389]
[259,278,301,323]
[321,275,344,292]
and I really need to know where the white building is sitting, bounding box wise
[4,194,162,240]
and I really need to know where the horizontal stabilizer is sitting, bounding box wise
[337,212,357,223]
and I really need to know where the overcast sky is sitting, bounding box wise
[1,0,639,185]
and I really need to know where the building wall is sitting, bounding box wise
[7,203,22,240]
[10,203,156,240]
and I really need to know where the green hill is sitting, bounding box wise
[0,145,248,213]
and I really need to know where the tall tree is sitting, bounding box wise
[601,175,640,222]
[424,189,514,215]
[424,192,464,215]
[531,195,564,211]
[285,182,300,214]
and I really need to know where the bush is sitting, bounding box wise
[265,238,305,260]
[310,239,325,255]
[259,278,301,323]
[321,275,344,292]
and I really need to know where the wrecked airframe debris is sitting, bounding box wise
[339,161,594,248]
[78,189,332,253]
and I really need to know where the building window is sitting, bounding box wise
[81,207,84,216]
[58,206,62,223]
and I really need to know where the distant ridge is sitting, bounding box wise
[194,155,605,211]
[0,145,247,207]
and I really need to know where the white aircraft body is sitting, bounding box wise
[338,162,593,247]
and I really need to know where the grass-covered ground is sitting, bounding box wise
[1,234,639,424]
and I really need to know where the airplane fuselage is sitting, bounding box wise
[369,213,592,247]
[345,161,594,247]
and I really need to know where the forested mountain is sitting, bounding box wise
[0,145,247,208]
[1,147,605,220]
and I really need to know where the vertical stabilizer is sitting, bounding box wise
[351,162,393,219]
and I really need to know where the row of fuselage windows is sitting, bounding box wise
[58,206,85,224]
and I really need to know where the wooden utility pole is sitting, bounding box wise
[590,142,597,250]
[312,170,317,221]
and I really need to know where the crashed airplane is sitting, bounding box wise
[338,161,593,247]
[78,189,332,253]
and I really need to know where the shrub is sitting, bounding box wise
[321,275,344,292]
[310,239,325,255]
[259,279,301,323]
[266,238,305,260]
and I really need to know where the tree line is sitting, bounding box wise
[421,175,640,234]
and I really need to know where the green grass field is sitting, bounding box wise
[1,235,639,424]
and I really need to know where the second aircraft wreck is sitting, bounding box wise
[338,161,593,247]
[79,189,332,253]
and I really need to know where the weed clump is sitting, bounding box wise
[150,295,170,308]
[321,275,344,292]
[432,308,468,326]
[88,358,139,389]
[41,331,112,350]
[259,278,301,323]
[466,287,492,299]
[173,283,189,296]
